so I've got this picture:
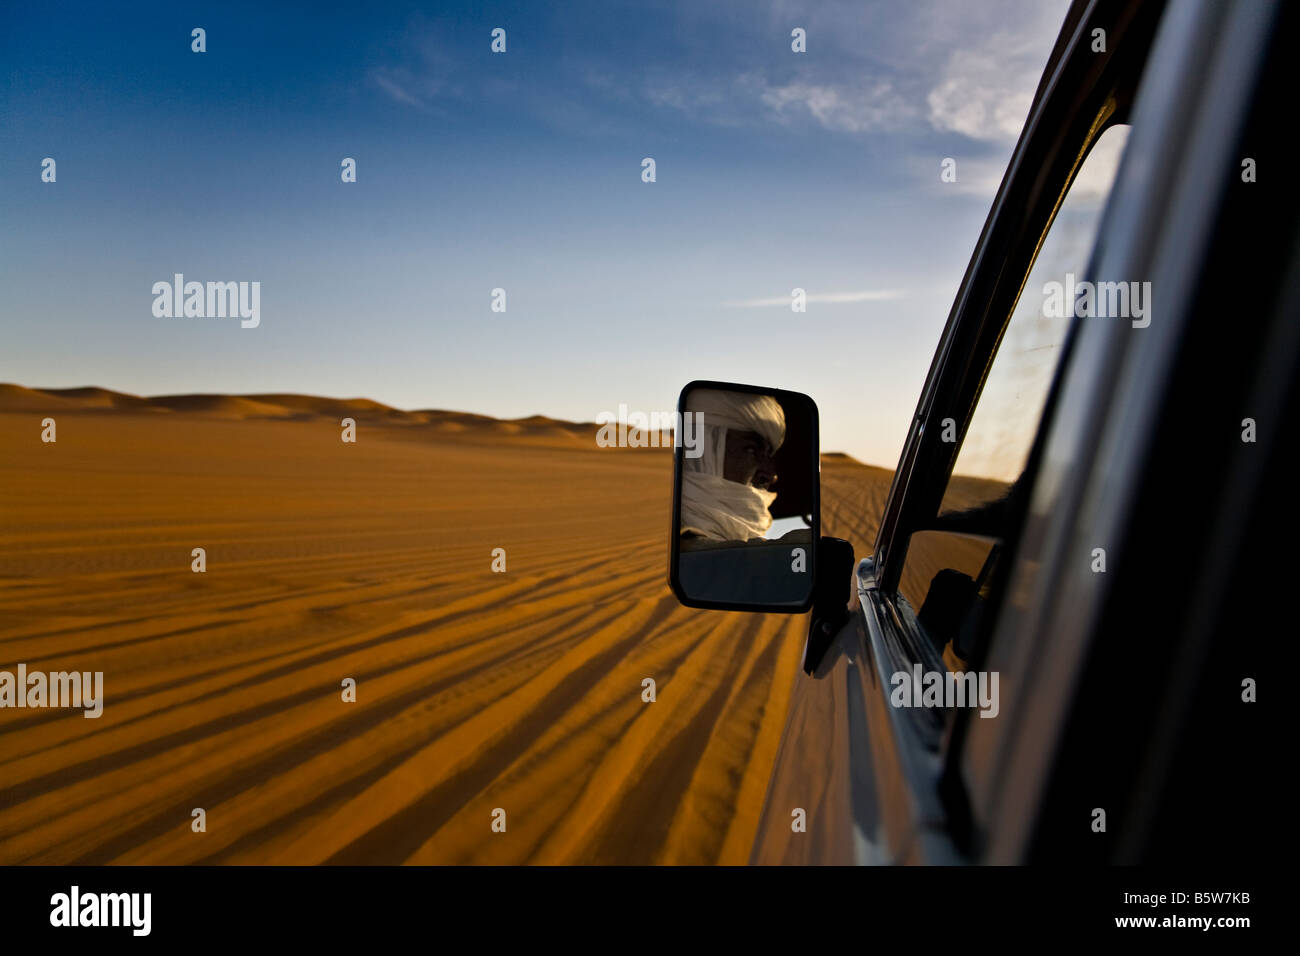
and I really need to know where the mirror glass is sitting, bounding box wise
[671,383,819,610]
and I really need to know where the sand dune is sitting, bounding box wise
[0,384,600,447]
[819,454,1012,612]
[0,392,900,865]
[820,455,895,548]
[144,394,303,419]
[0,385,85,411]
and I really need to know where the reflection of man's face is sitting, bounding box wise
[723,429,777,490]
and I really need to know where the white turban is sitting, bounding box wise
[680,389,786,541]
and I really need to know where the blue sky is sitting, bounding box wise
[0,0,1071,467]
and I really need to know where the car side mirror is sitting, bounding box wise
[668,381,819,612]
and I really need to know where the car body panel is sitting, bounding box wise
[752,558,961,865]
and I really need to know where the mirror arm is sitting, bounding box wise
[801,536,856,674]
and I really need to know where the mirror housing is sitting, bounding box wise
[668,381,820,612]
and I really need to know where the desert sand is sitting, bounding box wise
[0,385,900,864]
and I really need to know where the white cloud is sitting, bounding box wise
[724,289,904,307]
[372,71,426,108]
[924,6,1068,143]
[369,0,1070,147]
[644,82,727,115]
[368,21,462,111]
[927,53,1035,142]
[632,72,914,135]
[754,78,914,133]
[659,1,1065,139]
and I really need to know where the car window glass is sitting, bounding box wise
[897,123,1132,675]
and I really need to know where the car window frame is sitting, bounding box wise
[893,119,1134,664]
[860,0,1170,851]
[871,0,1163,621]
[872,1,1163,597]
